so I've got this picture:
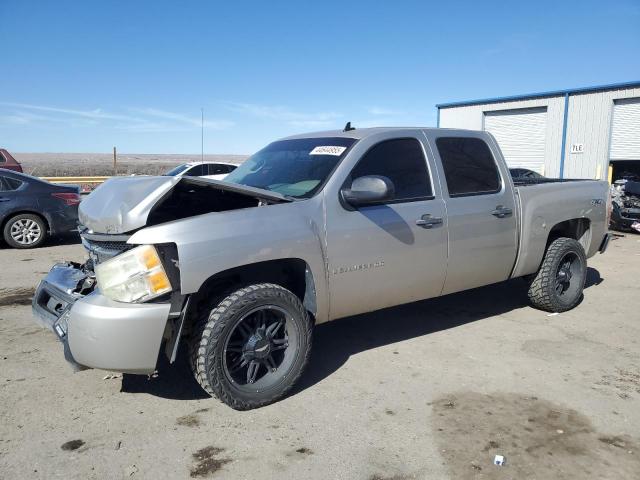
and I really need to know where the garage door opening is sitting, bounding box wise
[610,160,640,182]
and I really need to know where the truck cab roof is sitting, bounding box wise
[282,126,483,141]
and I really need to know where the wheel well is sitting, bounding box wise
[185,258,316,331]
[546,218,591,252]
[1,211,50,235]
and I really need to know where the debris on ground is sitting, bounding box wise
[125,464,138,476]
[60,439,85,451]
[102,373,122,380]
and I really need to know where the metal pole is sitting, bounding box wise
[113,146,117,175]
[559,92,570,179]
[201,108,204,162]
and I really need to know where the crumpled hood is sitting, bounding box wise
[79,176,290,234]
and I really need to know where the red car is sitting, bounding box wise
[0,149,23,173]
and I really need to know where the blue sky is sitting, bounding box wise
[1,0,639,154]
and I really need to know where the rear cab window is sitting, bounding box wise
[349,138,433,203]
[435,137,501,197]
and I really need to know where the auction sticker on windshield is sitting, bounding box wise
[309,146,347,156]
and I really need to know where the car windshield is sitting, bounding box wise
[224,137,356,198]
[164,164,190,176]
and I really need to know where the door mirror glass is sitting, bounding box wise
[341,175,395,207]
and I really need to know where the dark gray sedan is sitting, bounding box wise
[0,169,80,248]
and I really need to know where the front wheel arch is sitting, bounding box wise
[184,258,317,327]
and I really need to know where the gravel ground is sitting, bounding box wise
[0,234,639,479]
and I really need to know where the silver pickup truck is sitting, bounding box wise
[32,127,611,410]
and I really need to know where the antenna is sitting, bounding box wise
[343,121,355,132]
[201,108,204,162]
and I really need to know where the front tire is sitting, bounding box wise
[190,283,312,410]
[527,237,587,312]
[3,213,47,249]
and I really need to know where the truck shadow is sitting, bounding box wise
[122,267,603,401]
[121,351,210,400]
[292,267,603,396]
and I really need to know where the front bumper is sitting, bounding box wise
[32,263,171,374]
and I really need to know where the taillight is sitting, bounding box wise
[51,192,81,206]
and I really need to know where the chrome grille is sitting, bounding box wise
[81,236,133,265]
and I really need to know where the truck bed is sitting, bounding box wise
[512,177,592,187]
[511,179,609,278]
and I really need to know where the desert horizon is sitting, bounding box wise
[11,152,249,177]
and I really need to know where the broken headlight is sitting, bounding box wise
[95,245,172,303]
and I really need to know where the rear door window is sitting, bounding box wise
[436,137,501,197]
[350,138,432,202]
[208,164,231,175]
[185,164,205,176]
[1,177,22,191]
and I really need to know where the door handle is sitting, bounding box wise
[0,197,11,202]
[492,205,513,218]
[416,214,443,229]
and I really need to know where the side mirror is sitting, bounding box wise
[341,175,395,207]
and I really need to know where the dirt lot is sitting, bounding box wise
[1,235,639,479]
[13,152,248,177]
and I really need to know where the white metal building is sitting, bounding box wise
[437,81,640,182]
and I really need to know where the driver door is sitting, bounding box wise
[324,135,448,320]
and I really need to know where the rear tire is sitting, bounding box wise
[527,237,587,312]
[189,283,312,410]
[3,213,47,249]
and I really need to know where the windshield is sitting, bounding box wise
[164,164,189,176]
[224,137,356,198]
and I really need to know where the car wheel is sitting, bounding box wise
[3,213,47,249]
[527,237,587,312]
[190,283,313,410]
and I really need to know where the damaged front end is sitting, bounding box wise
[31,244,177,374]
[32,175,291,373]
[77,175,291,234]
[32,262,96,371]
[610,179,640,233]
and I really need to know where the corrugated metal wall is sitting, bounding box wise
[439,96,565,177]
[564,87,640,179]
[439,86,640,180]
